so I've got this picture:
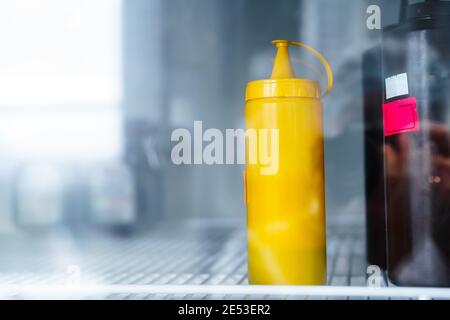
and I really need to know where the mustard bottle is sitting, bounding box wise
[244,40,333,285]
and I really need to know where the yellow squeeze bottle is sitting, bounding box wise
[244,40,333,285]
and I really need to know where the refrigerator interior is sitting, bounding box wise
[0,0,449,300]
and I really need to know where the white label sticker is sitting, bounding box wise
[385,73,409,100]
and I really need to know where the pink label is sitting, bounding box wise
[383,97,420,137]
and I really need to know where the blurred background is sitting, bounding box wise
[0,0,404,289]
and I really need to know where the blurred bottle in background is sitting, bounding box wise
[13,160,140,236]
[13,163,65,231]
[0,164,16,233]
[123,119,163,231]
[90,161,136,235]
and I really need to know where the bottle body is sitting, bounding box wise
[383,21,450,287]
[245,96,327,285]
[362,45,387,270]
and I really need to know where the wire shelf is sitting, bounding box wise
[0,221,449,300]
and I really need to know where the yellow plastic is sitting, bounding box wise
[245,40,333,285]
[271,40,295,79]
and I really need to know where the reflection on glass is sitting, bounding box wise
[386,122,450,286]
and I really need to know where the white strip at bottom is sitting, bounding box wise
[0,284,448,299]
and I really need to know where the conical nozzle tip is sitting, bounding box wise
[271,40,296,79]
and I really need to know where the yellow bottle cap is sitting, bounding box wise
[270,40,296,79]
[245,40,333,102]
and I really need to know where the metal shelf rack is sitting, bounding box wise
[0,220,449,300]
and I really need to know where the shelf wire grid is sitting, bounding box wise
[0,222,448,300]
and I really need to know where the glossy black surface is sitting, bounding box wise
[383,9,450,286]
[363,45,387,270]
